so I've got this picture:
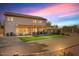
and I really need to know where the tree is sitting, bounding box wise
[0,22,4,29]
[0,22,4,35]
[52,25,60,34]
[46,21,51,26]
[61,25,79,34]
[46,21,52,34]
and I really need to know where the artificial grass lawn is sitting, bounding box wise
[20,35,64,42]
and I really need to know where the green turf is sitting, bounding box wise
[20,35,64,42]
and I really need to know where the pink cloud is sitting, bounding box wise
[30,4,79,17]
[59,11,79,18]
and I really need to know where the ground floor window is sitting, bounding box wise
[16,25,47,36]
[16,27,28,36]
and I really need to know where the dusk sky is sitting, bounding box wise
[0,3,79,27]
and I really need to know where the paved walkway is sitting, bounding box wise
[36,34,79,55]
[0,36,21,47]
[0,36,44,56]
[0,34,79,56]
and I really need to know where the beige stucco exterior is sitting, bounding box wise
[4,12,47,36]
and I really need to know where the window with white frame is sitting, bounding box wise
[33,19,37,24]
[38,20,42,23]
[7,16,13,21]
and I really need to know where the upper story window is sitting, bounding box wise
[33,19,43,24]
[33,19,37,24]
[7,16,13,22]
[38,20,42,24]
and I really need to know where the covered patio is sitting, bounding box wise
[16,25,47,36]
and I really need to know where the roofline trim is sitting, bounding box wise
[4,12,47,20]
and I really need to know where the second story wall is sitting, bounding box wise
[5,16,47,26]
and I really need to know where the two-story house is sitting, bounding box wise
[4,12,48,36]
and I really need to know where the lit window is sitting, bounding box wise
[35,28,37,32]
[33,19,37,24]
[7,17,13,21]
[38,20,42,23]
[16,27,19,35]
[11,17,13,21]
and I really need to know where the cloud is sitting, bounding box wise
[58,11,79,18]
[30,4,79,18]
[16,7,39,14]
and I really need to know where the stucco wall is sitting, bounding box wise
[4,16,47,36]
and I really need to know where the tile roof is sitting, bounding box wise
[4,12,47,20]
